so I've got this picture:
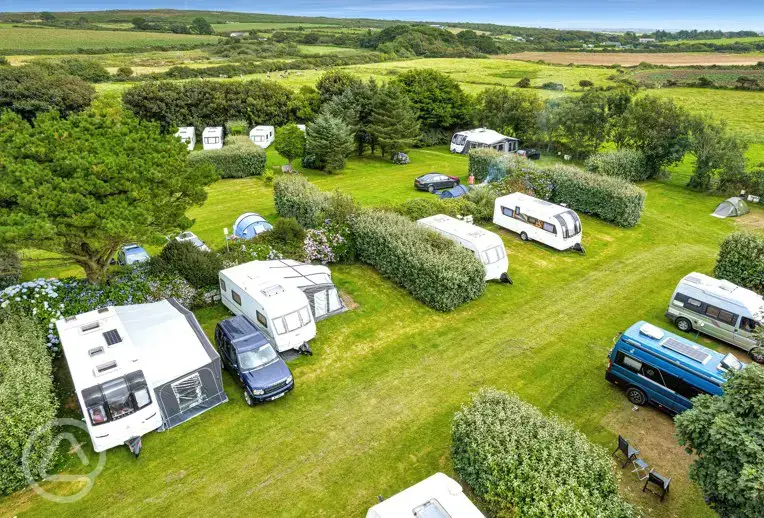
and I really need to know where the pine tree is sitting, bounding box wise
[304,114,355,173]
[369,83,421,159]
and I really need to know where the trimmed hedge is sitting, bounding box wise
[274,175,331,228]
[714,232,764,294]
[351,210,485,311]
[0,248,21,289]
[394,197,476,222]
[584,149,649,182]
[452,389,635,518]
[0,313,58,495]
[187,136,266,179]
[468,148,504,182]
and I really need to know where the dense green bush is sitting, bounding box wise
[188,136,266,179]
[0,314,58,495]
[584,149,649,182]
[351,210,485,311]
[714,232,764,294]
[0,248,21,289]
[393,197,475,222]
[150,240,223,289]
[273,175,330,228]
[452,389,635,518]
[468,148,505,182]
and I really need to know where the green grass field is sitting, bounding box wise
[211,22,340,31]
[663,36,764,46]
[4,146,759,517]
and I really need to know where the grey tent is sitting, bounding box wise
[439,184,470,199]
[117,299,228,430]
[712,197,750,218]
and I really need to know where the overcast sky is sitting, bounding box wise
[2,0,763,31]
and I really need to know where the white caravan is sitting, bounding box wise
[202,126,223,150]
[450,128,519,154]
[493,192,584,253]
[249,125,275,148]
[174,126,196,150]
[417,214,511,283]
[219,261,317,354]
[366,473,485,518]
[667,272,764,361]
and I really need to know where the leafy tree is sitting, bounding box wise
[315,69,363,103]
[0,56,9,67]
[56,58,110,83]
[304,114,355,173]
[191,17,215,35]
[551,91,611,157]
[515,77,531,88]
[321,80,377,155]
[131,17,148,30]
[687,115,747,191]
[0,110,217,283]
[39,11,56,23]
[613,95,692,178]
[369,83,421,159]
[475,87,543,144]
[170,23,190,34]
[579,79,594,88]
[275,124,306,165]
[289,85,321,122]
[394,69,470,130]
[0,65,94,121]
[115,66,134,79]
[675,366,764,517]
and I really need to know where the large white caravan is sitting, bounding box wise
[366,473,485,518]
[417,214,511,283]
[219,261,317,354]
[249,125,275,149]
[450,128,518,154]
[667,272,764,361]
[202,126,223,150]
[174,126,196,151]
[493,192,584,252]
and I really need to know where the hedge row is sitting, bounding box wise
[584,149,650,182]
[273,175,330,228]
[188,136,266,179]
[452,389,635,518]
[714,232,764,294]
[0,248,21,289]
[351,210,485,311]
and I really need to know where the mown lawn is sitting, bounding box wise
[5,147,758,517]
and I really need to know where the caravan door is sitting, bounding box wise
[314,290,328,319]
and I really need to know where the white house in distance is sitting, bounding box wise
[450,128,519,154]
[202,126,223,150]
[174,126,196,151]
[366,473,485,518]
[249,125,275,148]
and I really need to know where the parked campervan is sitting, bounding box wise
[606,321,742,415]
[493,192,584,252]
[666,272,764,362]
[174,126,196,150]
[366,473,485,518]
[450,128,518,154]
[417,214,511,283]
[202,127,223,150]
[249,125,275,148]
[219,261,317,355]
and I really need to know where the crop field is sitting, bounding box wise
[499,51,764,66]
[634,68,764,86]
[662,36,764,46]
[5,146,758,517]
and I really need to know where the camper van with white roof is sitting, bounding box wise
[219,261,317,354]
[174,126,196,151]
[666,272,764,362]
[249,125,275,149]
[202,126,223,150]
[417,214,511,283]
[450,128,519,154]
[493,192,584,253]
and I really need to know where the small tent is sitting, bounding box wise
[712,197,750,218]
[232,212,273,240]
[439,184,469,199]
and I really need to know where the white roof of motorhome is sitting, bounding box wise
[680,272,764,315]
[495,192,572,219]
[249,125,274,134]
[457,128,518,145]
[418,214,504,251]
[203,126,223,137]
[175,127,195,138]
[220,261,310,315]
[366,473,485,518]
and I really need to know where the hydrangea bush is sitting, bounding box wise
[392,152,410,165]
[303,224,351,264]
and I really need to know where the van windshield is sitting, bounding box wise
[239,344,278,371]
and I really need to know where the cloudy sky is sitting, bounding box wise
[3,0,763,31]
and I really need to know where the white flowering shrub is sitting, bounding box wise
[452,389,635,518]
[304,228,344,264]
[392,152,410,165]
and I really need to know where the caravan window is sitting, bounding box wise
[452,134,467,145]
[481,246,505,265]
[171,373,203,412]
[256,311,268,328]
[219,279,227,292]
[542,222,556,234]
[204,137,220,145]
[298,306,311,325]
[82,386,109,426]
[101,378,135,420]
[501,206,514,218]
[284,311,302,332]
[232,290,242,305]
[125,371,151,410]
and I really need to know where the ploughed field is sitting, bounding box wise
[4,146,757,518]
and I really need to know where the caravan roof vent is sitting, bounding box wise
[639,323,664,340]
[94,360,117,376]
[684,274,702,285]
[88,346,104,357]
[261,284,285,297]
[662,337,711,364]
[718,280,737,292]
[81,321,100,333]
[103,329,122,346]
[97,307,110,314]
[64,315,77,322]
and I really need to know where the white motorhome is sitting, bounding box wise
[417,214,511,283]
[667,272,764,361]
[219,261,317,354]
[493,192,584,253]
[249,125,275,148]
[366,473,485,518]
[174,126,196,151]
[202,126,223,150]
[450,128,519,154]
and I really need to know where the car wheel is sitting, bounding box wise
[750,347,764,364]
[675,317,692,333]
[428,185,434,193]
[244,390,255,407]
[626,387,647,406]
[520,231,529,241]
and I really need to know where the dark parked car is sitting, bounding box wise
[414,173,460,193]
[517,148,541,160]
[215,315,294,406]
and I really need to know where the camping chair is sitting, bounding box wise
[612,435,640,468]
[631,458,649,481]
[643,469,671,501]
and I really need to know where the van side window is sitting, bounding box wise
[661,370,708,400]
[616,351,642,373]
[674,293,704,314]
[501,206,514,218]
[705,305,737,325]
[640,364,666,386]
[740,317,758,332]
[256,311,267,328]
[232,290,242,305]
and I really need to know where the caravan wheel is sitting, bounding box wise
[244,390,255,407]
[675,317,692,333]
[520,231,529,242]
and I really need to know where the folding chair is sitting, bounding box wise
[631,458,649,481]
[643,469,671,501]
[612,435,640,468]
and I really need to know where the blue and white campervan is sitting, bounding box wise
[606,321,742,415]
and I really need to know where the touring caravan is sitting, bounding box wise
[366,473,485,518]
[493,192,584,253]
[174,126,196,151]
[202,126,223,150]
[417,214,511,283]
[219,262,317,354]
[450,128,519,154]
[249,125,275,149]
[666,272,764,362]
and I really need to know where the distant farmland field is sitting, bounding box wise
[499,52,764,66]
[663,36,764,46]
[211,22,339,31]
[634,68,764,86]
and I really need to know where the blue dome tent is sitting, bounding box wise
[438,184,469,199]
[232,213,273,240]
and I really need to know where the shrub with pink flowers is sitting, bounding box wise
[304,224,352,264]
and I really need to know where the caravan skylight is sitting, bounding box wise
[638,323,664,340]
[261,284,285,297]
